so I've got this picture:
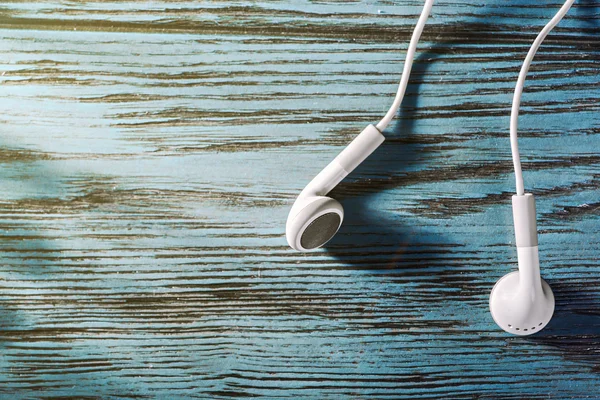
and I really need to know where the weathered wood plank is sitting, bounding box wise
[0,0,600,398]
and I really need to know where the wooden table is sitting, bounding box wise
[1,1,599,398]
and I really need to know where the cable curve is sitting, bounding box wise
[376,0,435,132]
[510,0,576,196]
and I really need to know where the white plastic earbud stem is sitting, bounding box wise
[334,124,385,173]
[291,161,348,219]
[512,193,538,248]
[299,124,384,199]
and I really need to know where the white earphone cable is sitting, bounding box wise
[376,0,435,132]
[511,0,576,196]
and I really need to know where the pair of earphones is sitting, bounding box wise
[286,0,577,336]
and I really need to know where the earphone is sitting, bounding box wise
[489,0,576,336]
[286,0,435,251]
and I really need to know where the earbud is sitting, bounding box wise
[286,125,384,251]
[490,194,554,335]
[285,0,435,251]
[490,0,574,335]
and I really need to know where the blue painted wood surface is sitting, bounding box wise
[0,1,599,398]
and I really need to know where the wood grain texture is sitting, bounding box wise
[0,0,600,398]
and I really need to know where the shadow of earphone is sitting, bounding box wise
[575,0,600,27]
[530,280,600,370]
[322,31,465,271]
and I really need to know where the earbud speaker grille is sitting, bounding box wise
[300,212,341,250]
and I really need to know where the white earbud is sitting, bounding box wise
[490,0,575,335]
[286,0,435,251]
[286,125,384,251]
[490,194,554,335]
